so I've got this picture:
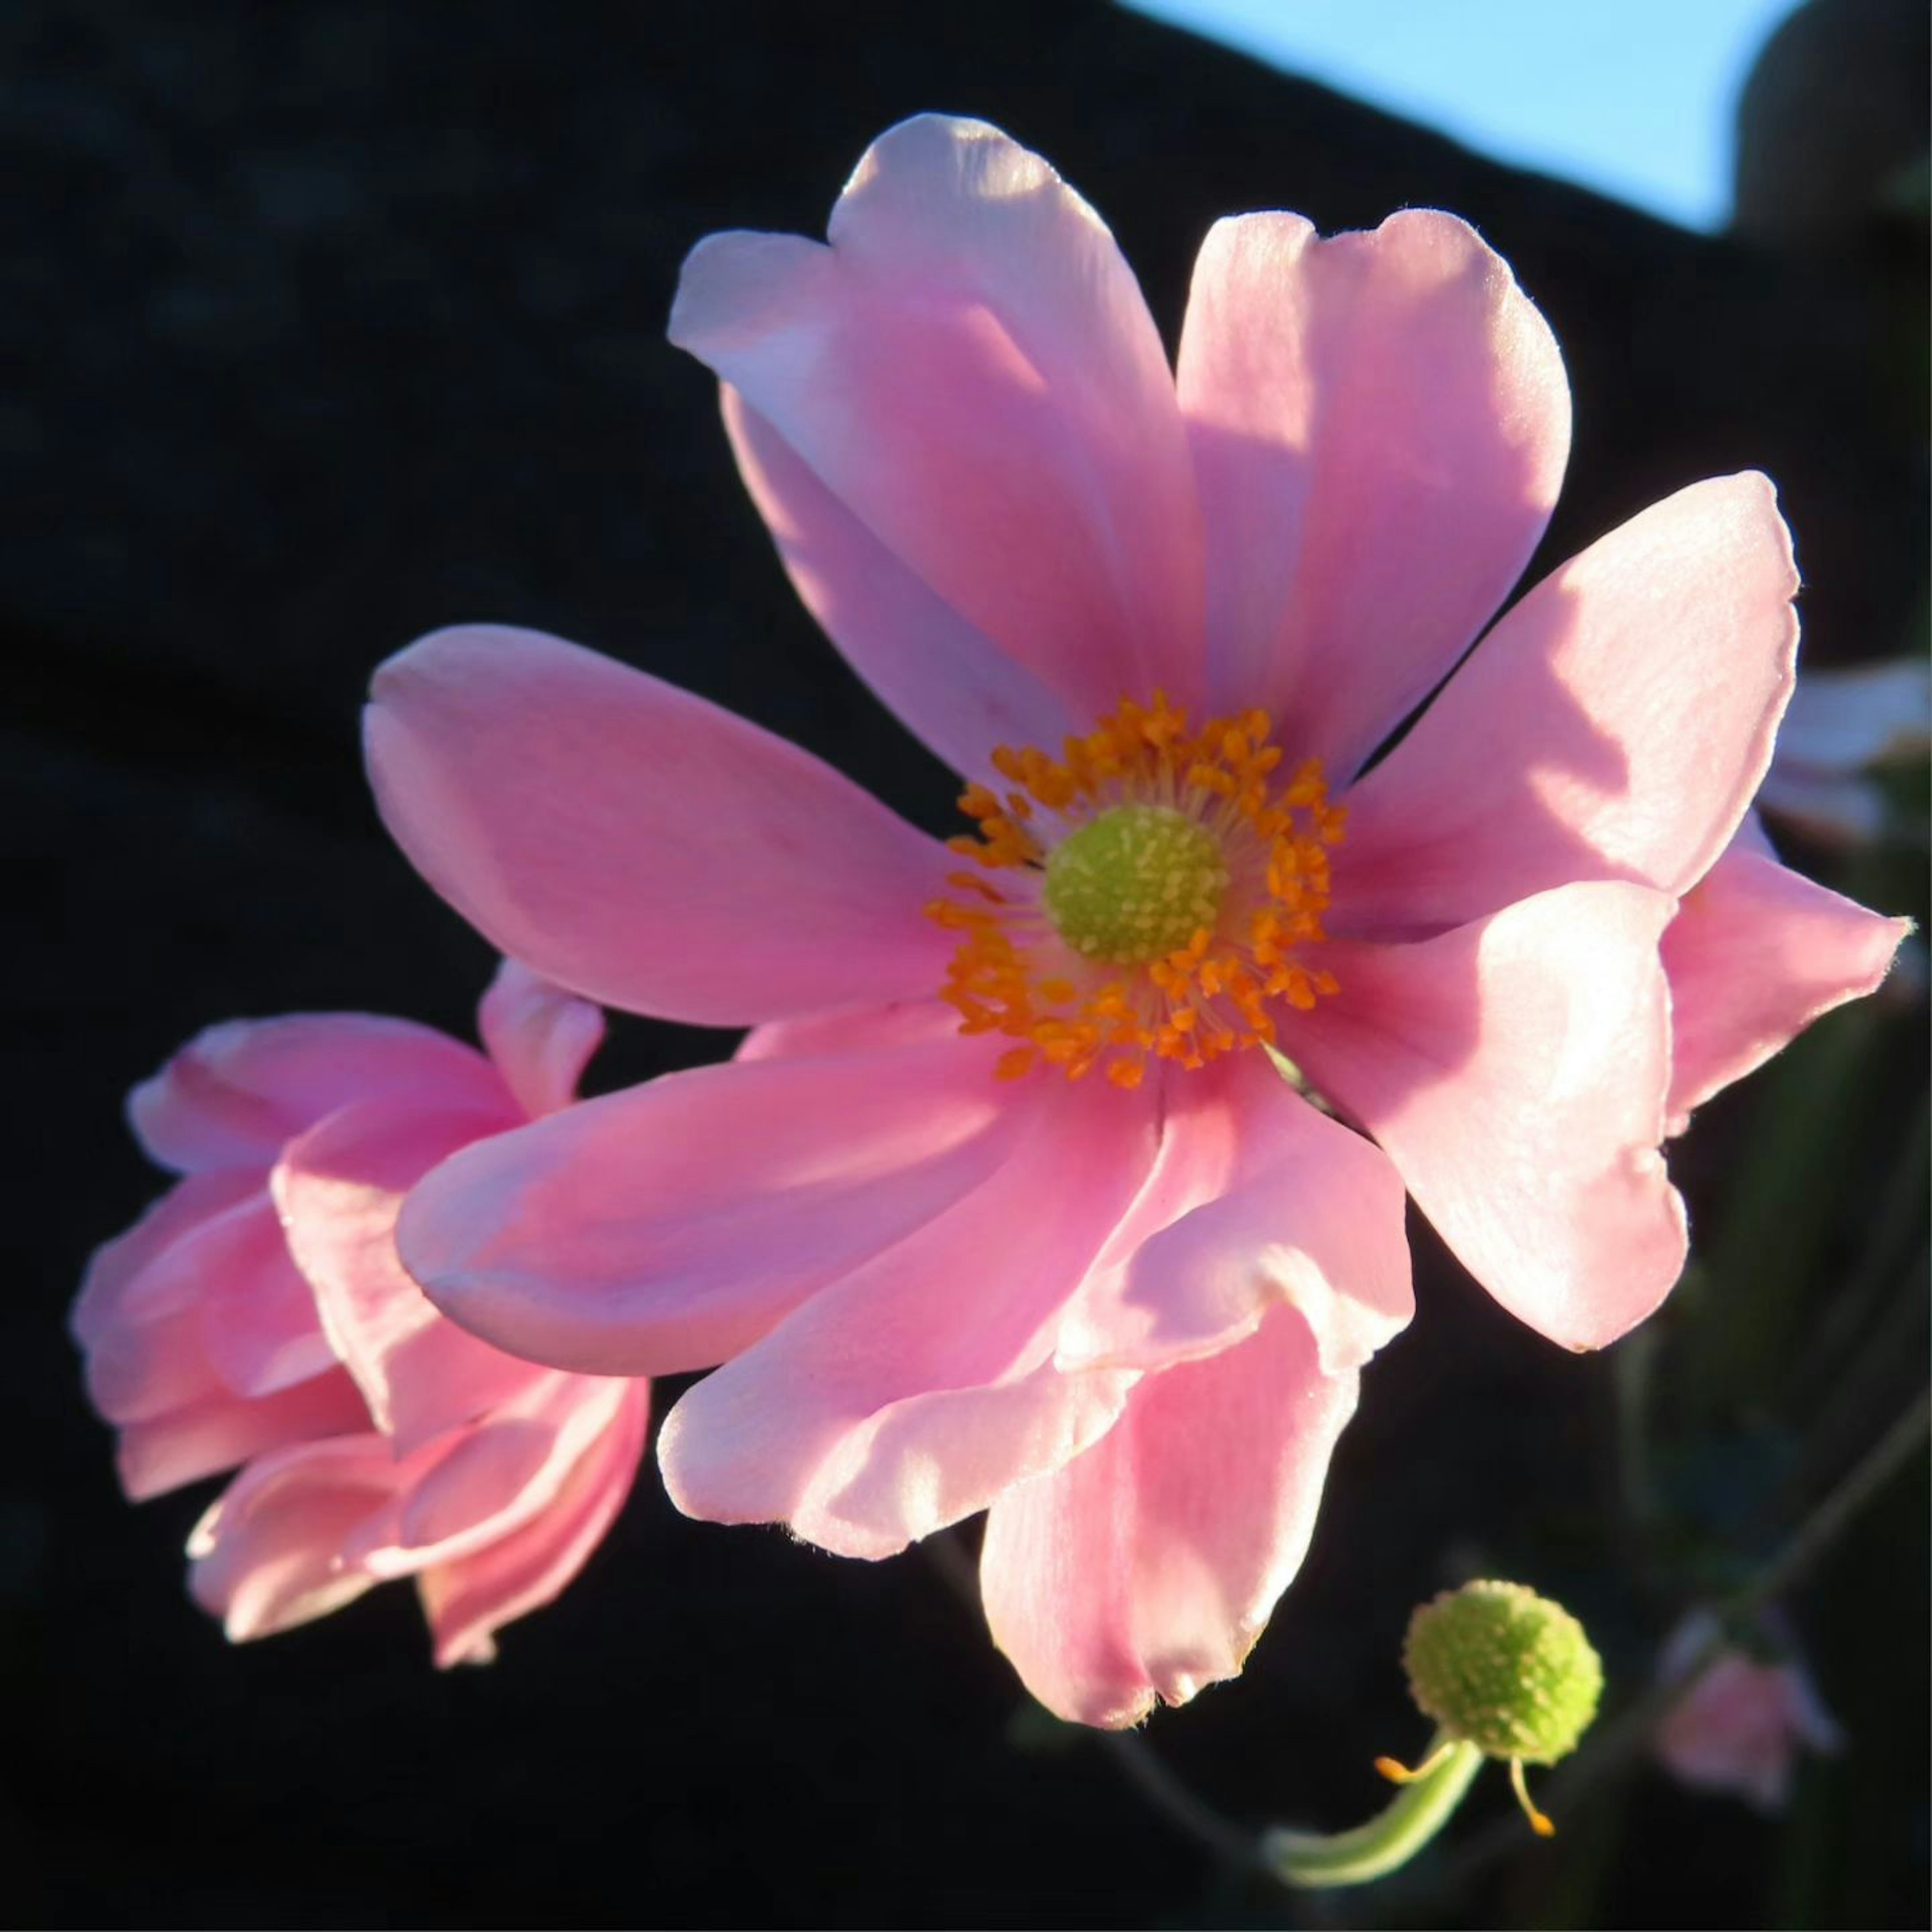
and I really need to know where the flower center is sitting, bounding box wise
[927,694,1346,1089]
[1041,804,1229,963]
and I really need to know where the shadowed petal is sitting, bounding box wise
[673,115,1204,732]
[1284,881,1686,1350]
[1663,824,1910,1132]
[982,1308,1356,1727]
[1336,475,1799,938]
[1178,209,1568,778]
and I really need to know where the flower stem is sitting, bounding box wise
[1260,1729,1484,1889]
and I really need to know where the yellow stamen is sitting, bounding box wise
[1509,1757,1557,1838]
[927,693,1343,1088]
[1375,1741,1459,1786]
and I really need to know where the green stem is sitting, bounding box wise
[1261,1730,1484,1889]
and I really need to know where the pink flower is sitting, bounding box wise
[72,963,649,1666]
[1654,1613,1843,1810]
[365,118,1907,1723]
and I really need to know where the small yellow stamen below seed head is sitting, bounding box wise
[1041,804,1229,964]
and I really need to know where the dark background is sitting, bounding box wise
[10,1,1927,1925]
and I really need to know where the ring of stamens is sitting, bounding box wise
[926,693,1346,1090]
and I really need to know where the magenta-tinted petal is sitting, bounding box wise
[191,1194,340,1398]
[117,1372,371,1502]
[1663,830,1910,1133]
[672,115,1204,728]
[1336,475,1800,939]
[85,1304,224,1425]
[366,624,953,1026]
[1178,209,1568,778]
[71,1168,261,1348]
[186,1435,397,1640]
[982,1308,1356,1728]
[477,959,605,1119]
[420,1382,650,1667]
[129,1014,499,1174]
[400,1035,1024,1377]
[274,1096,541,1451]
[658,1075,1158,1558]
[1057,1053,1412,1377]
[345,1374,634,1580]
[1285,882,1687,1351]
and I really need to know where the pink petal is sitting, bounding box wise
[118,1367,370,1501]
[186,1435,397,1641]
[365,625,955,1026]
[399,1034,1023,1377]
[1177,210,1568,778]
[1056,1053,1412,1377]
[657,1075,1157,1559]
[476,958,605,1119]
[85,1304,224,1425]
[735,999,967,1064]
[419,1383,650,1667]
[671,115,1204,731]
[71,1169,261,1348]
[192,1194,340,1398]
[274,1096,541,1451]
[344,1374,635,1580]
[1662,828,1910,1133]
[1335,475,1800,938]
[130,1013,501,1174]
[1285,881,1687,1351]
[722,390,1076,779]
[981,1308,1356,1728]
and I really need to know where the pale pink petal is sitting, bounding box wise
[186,1435,397,1640]
[1284,882,1686,1351]
[658,1076,1157,1559]
[476,958,605,1119]
[982,1308,1355,1727]
[117,1367,370,1502]
[420,1383,650,1667]
[671,114,1204,725]
[275,1096,540,1451]
[191,1194,340,1398]
[344,1375,634,1580]
[365,625,954,1026]
[723,391,1076,778]
[1662,828,1910,1133]
[1177,210,1568,777]
[399,1034,1022,1377]
[1056,1053,1412,1379]
[130,1014,500,1173]
[1335,475,1799,937]
[71,1169,261,1348]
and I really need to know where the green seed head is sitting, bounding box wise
[1042,804,1228,964]
[1402,1580,1603,1766]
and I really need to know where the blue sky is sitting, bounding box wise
[1124,0,1799,229]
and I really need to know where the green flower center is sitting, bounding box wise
[1042,804,1229,964]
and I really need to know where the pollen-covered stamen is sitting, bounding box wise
[926,693,1346,1088]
